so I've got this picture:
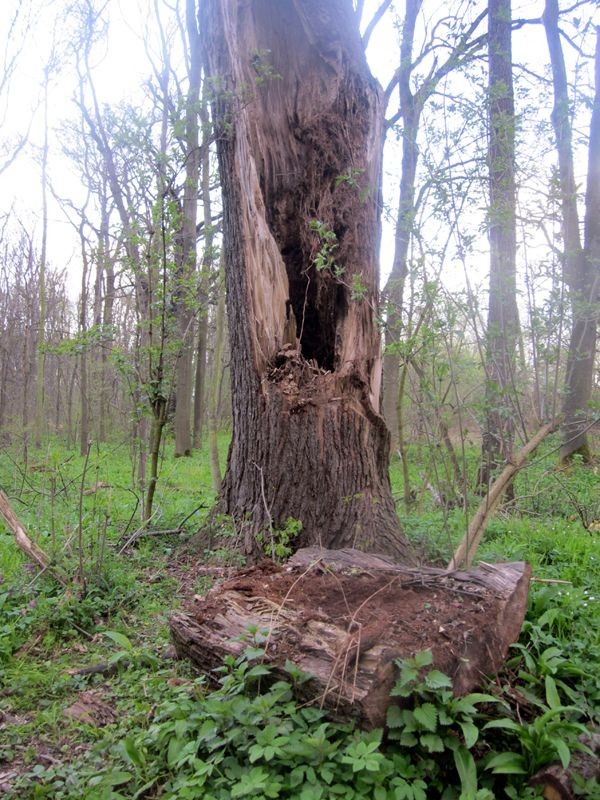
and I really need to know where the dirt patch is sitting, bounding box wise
[191,561,490,677]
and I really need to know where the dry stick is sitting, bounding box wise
[448,418,560,571]
[0,488,67,586]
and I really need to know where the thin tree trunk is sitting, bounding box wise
[35,67,50,449]
[202,0,413,561]
[548,18,600,464]
[144,400,167,523]
[208,274,225,492]
[382,0,422,452]
[192,89,215,449]
[174,0,202,458]
[479,0,519,489]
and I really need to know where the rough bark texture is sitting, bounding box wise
[170,547,531,728]
[479,0,520,488]
[202,0,411,560]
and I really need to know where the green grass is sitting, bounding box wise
[0,432,599,798]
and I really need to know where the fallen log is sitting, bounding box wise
[170,547,531,727]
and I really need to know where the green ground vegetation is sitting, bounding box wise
[0,434,599,798]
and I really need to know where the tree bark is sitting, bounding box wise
[208,273,225,492]
[193,87,215,449]
[479,0,520,489]
[202,0,412,561]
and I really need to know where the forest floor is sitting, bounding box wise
[0,433,599,798]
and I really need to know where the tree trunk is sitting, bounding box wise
[556,23,600,464]
[382,0,422,452]
[479,0,520,489]
[35,67,50,449]
[202,0,412,562]
[208,274,225,492]
[192,88,215,450]
[171,548,531,728]
[174,0,202,458]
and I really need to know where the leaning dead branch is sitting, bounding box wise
[448,418,560,570]
[0,488,66,585]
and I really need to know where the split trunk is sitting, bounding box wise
[202,0,411,560]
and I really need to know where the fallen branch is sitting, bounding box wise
[448,419,560,571]
[0,489,66,585]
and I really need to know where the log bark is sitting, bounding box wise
[170,547,531,728]
[201,0,412,561]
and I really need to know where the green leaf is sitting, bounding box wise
[104,630,133,650]
[453,746,477,796]
[424,669,453,690]
[419,733,445,752]
[413,703,438,732]
[414,650,434,668]
[246,664,271,678]
[483,718,522,733]
[122,737,146,768]
[459,720,479,749]
[167,736,185,767]
[545,675,562,710]
[242,646,265,661]
[98,771,133,788]
[552,737,571,769]
[485,752,527,774]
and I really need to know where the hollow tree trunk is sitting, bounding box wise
[202,0,412,561]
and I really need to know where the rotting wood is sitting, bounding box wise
[170,547,531,728]
[448,418,560,570]
[0,488,66,585]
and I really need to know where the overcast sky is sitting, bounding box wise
[0,0,598,300]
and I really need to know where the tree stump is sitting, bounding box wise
[170,547,531,728]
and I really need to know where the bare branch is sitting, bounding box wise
[362,0,393,49]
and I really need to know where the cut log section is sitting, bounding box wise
[170,547,531,728]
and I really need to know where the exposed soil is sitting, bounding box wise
[184,559,493,680]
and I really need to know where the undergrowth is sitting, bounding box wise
[0,434,599,798]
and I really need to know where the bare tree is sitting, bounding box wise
[380,0,487,451]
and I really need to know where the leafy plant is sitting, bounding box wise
[386,649,499,798]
